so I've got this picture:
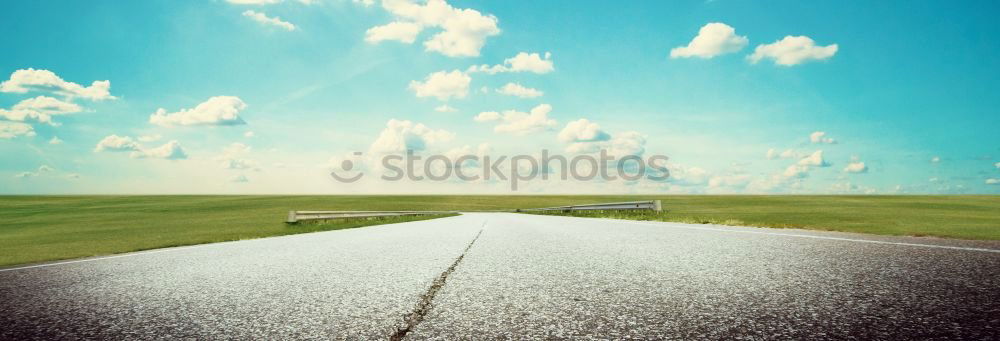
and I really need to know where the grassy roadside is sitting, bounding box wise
[0,195,468,267]
[523,195,1000,240]
[1,195,998,266]
[0,212,456,267]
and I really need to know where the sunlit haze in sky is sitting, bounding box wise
[1,0,998,194]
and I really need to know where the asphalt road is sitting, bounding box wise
[2,213,999,340]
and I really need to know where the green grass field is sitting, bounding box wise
[1,195,998,267]
[528,195,1000,241]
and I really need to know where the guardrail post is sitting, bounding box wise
[653,200,662,212]
[286,211,298,224]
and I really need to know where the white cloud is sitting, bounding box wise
[0,108,51,125]
[930,156,941,163]
[218,143,258,170]
[995,161,1000,170]
[131,140,188,160]
[496,83,543,98]
[778,150,831,179]
[443,143,492,160]
[373,0,500,57]
[477,104,557,135]
[766,148,778,160]
[369,119,454,154]
[1,96,85,126]
[843,161,868,173]
[436,143,493,174]
[566,131,646,158]
[830,181,877,194]
[149,96,247,127]
[809,131,837,144]
[244,131,255,138]
[0,68,115,100]
[13,172,34,178]
[502,52,554,73]
[434,104,457,112]
[605,131,646,157]
[987,178,999,185]
[408,70,470,101]
[474,111,499,122]
[94,135,187,160]
[468,52,554,74]
[242,10,296,31]
[94,135,141,152]
[797,150,831,167]
[783,164,810,178]
[709,174,752,189]
[223,142,252,155]
[49,136,63,145]
[558,119,610,143]
[353,0,375,6]
[223,159,258,170]
[365,21,422,43]
[666,165,709,187]
[0,121,36,139]
[563,141,598,154]
[766,148,801,160]
[745,172,808,193]
[13,165,56,179]
[749,36,838,66]
[670,22,748,59]
[138,134,162,142]
[13,96,82,115]
[561,122,645,157]
[780,149,800,159]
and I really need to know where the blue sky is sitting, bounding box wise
[1,0,998,194]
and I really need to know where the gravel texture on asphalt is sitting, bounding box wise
[0,214,484,340]
[2,213,999,340]
[409,213,1000,340]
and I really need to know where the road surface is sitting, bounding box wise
[2,213,999,339]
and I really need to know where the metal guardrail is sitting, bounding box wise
[517,200,662,213]
[286,211,456,224]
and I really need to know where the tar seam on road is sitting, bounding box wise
[623,220,1000,254]
[389,224,486,341]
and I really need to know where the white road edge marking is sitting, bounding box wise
[620,220,1000,254]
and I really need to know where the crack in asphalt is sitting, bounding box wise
[389,223,485,341]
